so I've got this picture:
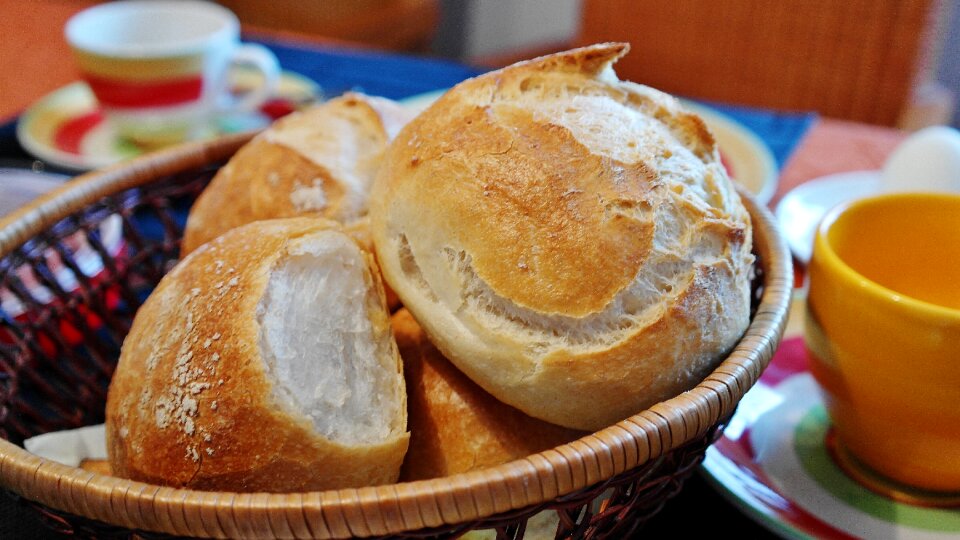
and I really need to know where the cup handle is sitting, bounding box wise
[225,43,280,113]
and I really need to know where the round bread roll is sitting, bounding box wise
[369,43,754,431]
[181,92,413,255]
[393,309,584,481]
[106,217,409,491]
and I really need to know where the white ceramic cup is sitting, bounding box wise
[65,0,279,146]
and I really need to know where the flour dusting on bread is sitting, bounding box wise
[181,93,414,255]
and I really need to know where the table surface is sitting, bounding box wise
[0,25,909,540]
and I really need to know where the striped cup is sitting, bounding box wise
[66,0,279,147]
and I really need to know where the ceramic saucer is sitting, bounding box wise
[16,68,321,171]
[702,335,960,539]
[774,170,882,263]
[399,91,779,205]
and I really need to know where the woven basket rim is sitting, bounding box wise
[0,134,793,539]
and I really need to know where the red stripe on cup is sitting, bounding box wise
[84,74,203,108]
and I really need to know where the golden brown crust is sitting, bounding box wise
[393,310,584,481]
[392,105,655,315]
[245,138,351,219]
[180,155,258,254]
[370,43,753,430]
[107,217,408,492]
[181,93,414,256]
[78,459,112,476]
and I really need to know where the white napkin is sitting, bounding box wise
[23,424,107,467]
[0,168,66,217]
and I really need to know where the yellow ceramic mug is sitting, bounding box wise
[805,193,960,497]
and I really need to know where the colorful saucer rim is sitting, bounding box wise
[16,70,321,172]
[702,336,960,540]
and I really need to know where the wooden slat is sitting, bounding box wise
[578,0,935,126]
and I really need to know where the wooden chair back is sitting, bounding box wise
[577,0,943,126]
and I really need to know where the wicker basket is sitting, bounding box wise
[0,133,792,539]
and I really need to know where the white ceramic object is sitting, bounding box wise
[880,126,960,194]
[65,0,280,145]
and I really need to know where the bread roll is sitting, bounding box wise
[369,43,753,431]
[393,309,584,481]
[181,93,413,255]
[78,459,111,476]
[106,218,409,491]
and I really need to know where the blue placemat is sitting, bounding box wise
[702,100,817,171]
[252,38,484,100]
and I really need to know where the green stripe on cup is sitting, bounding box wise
[795,406,960,532]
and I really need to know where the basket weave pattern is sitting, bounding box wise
[0,134,792,539]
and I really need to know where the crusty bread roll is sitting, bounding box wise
[78,459,111,476]
[393,309,584,481]
[106,218,409,491]
[181,93,413,255]
[369,43,754,431]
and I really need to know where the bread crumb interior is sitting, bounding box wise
[257,232,399,446]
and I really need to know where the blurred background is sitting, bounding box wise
[437,0,959,130]
[2,0,958,130]
[0,0,960,129]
